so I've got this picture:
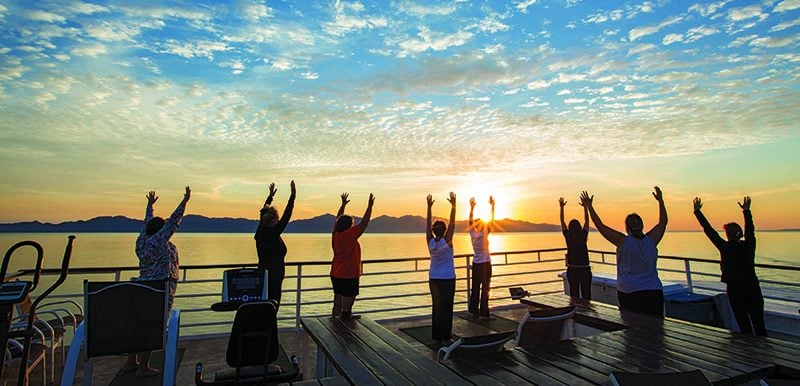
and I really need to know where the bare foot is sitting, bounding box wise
[136,367,161,377]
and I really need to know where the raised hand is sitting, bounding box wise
[427,194,435,207]
[489,195,495,207]
[579,191,593,208]
[340,192,350,206]
[469,197,476,208]
[652,186,663,202]
[183,186,191,202]
[146,191,158,205]
[268,182,277,198]
[738,196,751,211]
[559,197,566,208]
[447,191,456,207]
[290,180,296,196]
[693,197,702,211]
[368,193,375,207]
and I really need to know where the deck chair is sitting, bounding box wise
[60,280,180,386]
[514,306,576,347]
[610,370,712,386]
[13,295,82,380]
[195,300,300,385]
[3,325,47,385]
[437,331,516,362]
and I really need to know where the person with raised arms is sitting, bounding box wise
[560,196,592,300]
[330,192,375,319]
[468,196,495,320]
[426,192,457,344]
[255,180,296,309]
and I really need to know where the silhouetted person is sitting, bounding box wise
[331,192,375,318]
[468,196,495,320]
[581,187,667,317]
[560,197,591,300]
[125,186,190,377]
[255,180,296,309]
[427,192,457,344]
[693,196,767,336]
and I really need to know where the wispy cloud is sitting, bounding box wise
[629,15,684,41]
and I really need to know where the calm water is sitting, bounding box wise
[2,231,797,333]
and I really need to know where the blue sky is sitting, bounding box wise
[1,0,799,228]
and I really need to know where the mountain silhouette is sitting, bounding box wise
[0,214,562,233]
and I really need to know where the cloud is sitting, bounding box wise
[629,15,683,41]
[728,5,767,21]
[526,79,550,90]
[583,9,623,24]
[300,71,319,80]
[662,33,683,45]
[688,1,731,17]
[162,40,230,60]
[0,4,7,19]
[750,35,797,48]
[516,0,537,13]
[324,0,388,36]
[475,13,509,33]
[70,44,108,57]
[68,2,110,15]
[25,10,66,23]
[770,17,800,32]
[564,98,585,104]
[628,43,656,56]
[237,0,273,22]
[774,0,800,12]
[393,27,474,57]
[397,1,456,17]
[685,26,719,43]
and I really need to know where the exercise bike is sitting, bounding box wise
[0,236,75,385]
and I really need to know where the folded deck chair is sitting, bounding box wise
[60,280,180,386]
[195,300,300,385]
[437,331,516,362]
[610,370,712,386]
[514,306,576,347]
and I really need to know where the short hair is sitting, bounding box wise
[724,222,743,240]
[625,213,643,234]
[260,206,279,224]
[432,220,447,237]
[335,215,353,232]
[145,217,165,235]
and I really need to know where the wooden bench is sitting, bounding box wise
[300,316,468,385]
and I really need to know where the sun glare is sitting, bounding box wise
[456,183,512,221]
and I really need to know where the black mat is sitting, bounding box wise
[458,313,519,332]
[399,325,460,350]
[109,348,186,386]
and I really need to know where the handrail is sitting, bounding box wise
[11,247,800,337]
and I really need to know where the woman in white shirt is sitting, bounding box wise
[427,192,456,344]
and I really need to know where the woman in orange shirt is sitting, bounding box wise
[331,192,375,318]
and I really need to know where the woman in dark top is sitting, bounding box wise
[693,196,766,336]
[255,180,296,309]
[559,197,591,299]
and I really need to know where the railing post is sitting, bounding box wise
[685,260,693,292]
[114,270,121,282]
[295,265,303,330]
[465,256,471,301]
[537,251,541,262]
[601,252,606,263]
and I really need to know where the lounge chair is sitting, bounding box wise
[3,325,47,385]
[514,306,576,347]
[195,300,300,385]
[610,369,712,386]
[437,331,516,362]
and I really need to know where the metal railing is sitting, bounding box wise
[14,248,800,337]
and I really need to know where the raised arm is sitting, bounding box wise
[263,182,277,208]
[426,194,434,242]
[358,194,375,229]
[275,180,296,233]
[445,192,456,245]
[142,191,158,234]
[693,197,725,249]
[559,197,567,231]
[155,186,190,242]
[581,191,625,247]
[333,192,350,235]
[582,198,590,231]
[468,197,476,227]
[646,186,668,245]
[488,195,495,233]
[739,196,754,242]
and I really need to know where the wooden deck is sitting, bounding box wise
[302,294,800,386]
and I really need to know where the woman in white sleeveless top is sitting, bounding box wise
[580,187,668,317]
[427,192,456,344]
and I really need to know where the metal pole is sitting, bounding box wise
[295,265,302,330]
[465,256,471,301]
[114,270,121,282]
[684,260,693,292]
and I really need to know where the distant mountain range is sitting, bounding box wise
[0,214,562,233]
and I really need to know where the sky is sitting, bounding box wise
[0,0,799,230]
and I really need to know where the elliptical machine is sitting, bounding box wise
[0,236,75,385]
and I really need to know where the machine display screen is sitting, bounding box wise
[222,269,268,303]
